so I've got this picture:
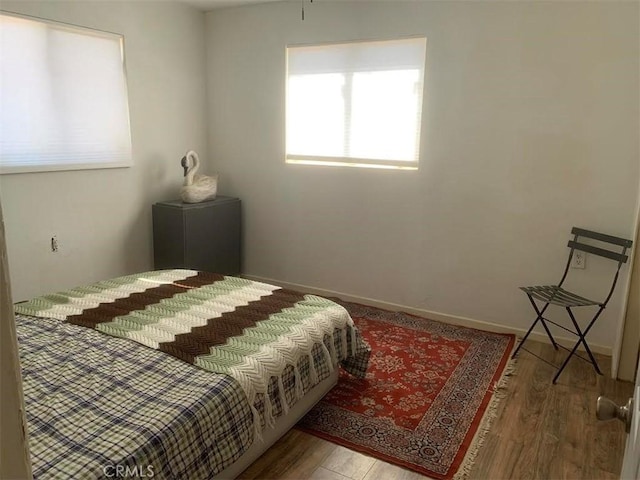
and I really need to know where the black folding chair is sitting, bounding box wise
[512,227,633,384]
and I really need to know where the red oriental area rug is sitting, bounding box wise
[297,301,516,480]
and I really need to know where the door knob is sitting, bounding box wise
[596,396,633,433]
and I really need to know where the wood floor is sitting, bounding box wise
[238,340,634,480]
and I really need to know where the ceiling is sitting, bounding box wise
[179,0,283,11]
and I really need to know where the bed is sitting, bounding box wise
[15,270,370,479]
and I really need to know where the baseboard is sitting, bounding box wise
[243,274,612,357]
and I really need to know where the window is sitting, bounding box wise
[286,37,426,170]
[0,12,132,174]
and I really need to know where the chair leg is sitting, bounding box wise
[512,296,558,359]
[552,307,603,384]
[566,307,603,374]
[552,340,581,384]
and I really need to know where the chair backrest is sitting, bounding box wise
[558,227,634,306]
[568,227,632,264]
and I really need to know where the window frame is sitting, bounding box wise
[0,11,133,175]
[285,36,427,171]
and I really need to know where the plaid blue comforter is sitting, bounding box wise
[16,314,370,479]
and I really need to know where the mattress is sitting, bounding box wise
[15,271,370,479]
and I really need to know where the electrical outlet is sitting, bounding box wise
[50,235,59,253]
[571,250,586,269]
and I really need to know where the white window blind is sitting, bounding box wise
[286,37,426,169]
[0,13,132,174]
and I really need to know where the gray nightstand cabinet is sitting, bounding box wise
[152,196,241,275]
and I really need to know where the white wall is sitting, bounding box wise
[205,1,640,349]
[0,1,209,301]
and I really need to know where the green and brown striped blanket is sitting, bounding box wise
[15,269,367,438]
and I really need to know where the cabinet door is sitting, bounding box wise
[184,200,240,275]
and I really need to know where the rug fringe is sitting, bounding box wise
[452,355,518,480]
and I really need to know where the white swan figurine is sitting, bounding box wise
[180,150,218,203]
